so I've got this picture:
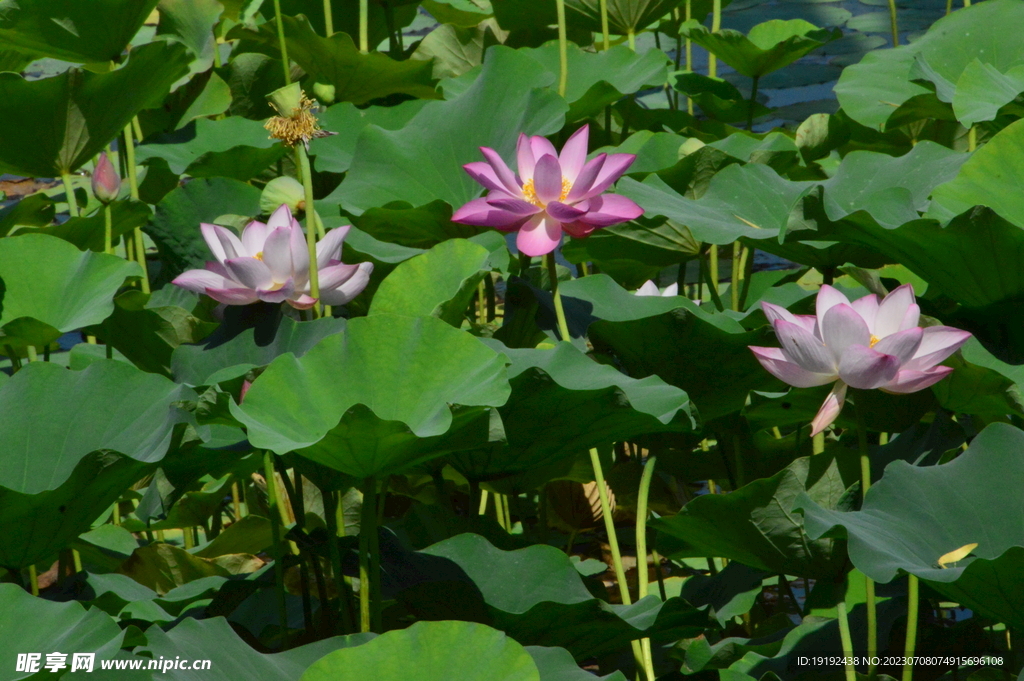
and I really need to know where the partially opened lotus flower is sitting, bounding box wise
[452,125,643,257]
[636,280,679,297]
[172,204,372,309]
[749,284,971,436]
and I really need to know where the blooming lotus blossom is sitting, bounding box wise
[636,280,679,297]
[172,204,372,309]
[452,125,643,257]
[749,284,971,436]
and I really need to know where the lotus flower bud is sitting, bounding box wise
[92,152,120,204]
[312,82,336,105]
[260,176,305,215]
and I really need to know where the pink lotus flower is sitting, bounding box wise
[749,284,971,436]
[172,204,372,309]
[451,125,643,257]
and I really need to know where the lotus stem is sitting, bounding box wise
[273,0,292,83]
[28,565,39,596]
[25,346,37,362]
[478,489,489,515]
[945,0,952,15]
[555,0,569,97]
[359,0,369,52]
[545,252,572,342]
[627,29,636,52]
[103,204,113,255]
[731,242,742,310]
[813,431,825,455]
[322,486,354,634]
[898,573,921,680]
[836,594,857,681]
[359,477,381,632]
[853,401,878,669]
[599,0,610,49]
[747,75,760,130]
[636,454,658,681]
[709,0,721,78]
[61,173,79,217]
[323,0,334,35]
[232,481,242,519]
[295,144,321,316]
[504,494,513,529]
[887,0,899,45]
[700,246,725,311]
[123,122,150,293]
[264,451,289,632]
[968,126,977,152]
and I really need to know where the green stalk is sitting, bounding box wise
[836,594,857,681]
[636,454,658,681]
[123,123,150,294]
[545,252,572,342]
[854,401,878,669]
[103,204,113,255]
[813,431,825,455]
[323,0,334,35]
[322,487,354,634]
[28,565,39,596]
[709,0,721,78]
[901,576,919,681]
[359,477,380,632]
[555,0,569,97]
[264,451,289,632]
[25,346,37,362]
[599,0,610,49]
[731,242,741,311]
[685,0,694,115]
[232,481,243,520]
[700,248,725,312]
[495,492,507,530]
[887,0,899,46]
[627,29,636,52]
[295,144,321,316]
[61,173,80,217]
[359,0,369,51]
[273,0,292,83]
[747,76,760,130]
[478,489,489,515]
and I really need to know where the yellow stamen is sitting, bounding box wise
[254,251,264,261]
[264,94,331,148]
[869,335,880,347]
[521,177,573,207]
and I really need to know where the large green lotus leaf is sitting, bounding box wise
[230,314,511,476]
[78,617,374,680]
[447,341,696,480]
[137,117,288,181]
[555,275,773,420]
[0,0,159,63]
[230,15,438,105]
[0,584,126,677]
[0,193,55,238]
[680,19,839,79]
[677,561,768,627]
[0,451,155,570]
[835,0,1024,130]
[117,544,231,595]
[147,177,261,282]
[303,620,538,681]
[172,306,347,386]
[518,43,669,121]
[418,533,707,659]
[951,60,1024,128]
[310,99,428,174]
[621,140,965,247]
[0,41,191,177]
[826,208,1024,311]
[155,0,223,77]
[21,200,151,253]
[0,361,191,568]
[0,234,141,348]
[412,22,498,80]
[525,646,627,681]
[138,69,232,134]
[325,46,566,214]
[798,422,1024,629]
[930,119,1024,229]
[0,361,193,493]
[369,239,494,327]
[653,453,857,580]
[933,337,1024,418]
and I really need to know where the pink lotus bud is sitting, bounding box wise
[92,152,121,204]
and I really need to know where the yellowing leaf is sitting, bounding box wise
[938,542,978,568]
